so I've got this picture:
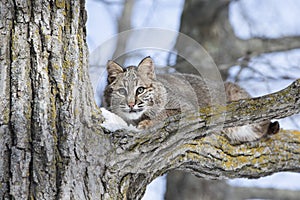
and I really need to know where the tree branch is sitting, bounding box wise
[103,78,300,199]
[178,130,300,179]
[246,36,300,56]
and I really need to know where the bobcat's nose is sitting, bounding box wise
[128,102,135,109]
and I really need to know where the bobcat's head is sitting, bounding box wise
[103,57,166,125]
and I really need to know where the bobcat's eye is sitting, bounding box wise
[118,88,127,95]
[136,87,145,95]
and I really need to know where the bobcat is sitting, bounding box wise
[103,56,279,142]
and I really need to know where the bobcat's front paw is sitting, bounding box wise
[137,120,153,129]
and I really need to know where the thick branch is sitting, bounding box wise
[178,130,300,179]
[103,79,300,199]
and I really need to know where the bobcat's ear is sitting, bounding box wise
[137,56,156,79]
[107,60,124,84]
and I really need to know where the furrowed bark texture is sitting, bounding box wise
[1,0,300,199]
[0,0,108,199]
[103,130,300,199]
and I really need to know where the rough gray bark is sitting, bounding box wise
[0,0,106,199]
[1,0,300,199]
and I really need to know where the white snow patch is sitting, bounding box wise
[100,107,139,132]
[142,175,167,200]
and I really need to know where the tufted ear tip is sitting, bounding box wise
[137,56,156,79]
[107,60,113,66]
[106,60,124,84]
[138,56,152,67]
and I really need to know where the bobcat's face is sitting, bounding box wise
[104,57,165,124]
[108,67,155,120]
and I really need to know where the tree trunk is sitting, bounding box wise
[1,1,300,199]
[0,0,107,199]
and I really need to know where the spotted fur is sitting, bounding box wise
[103,57,279,142]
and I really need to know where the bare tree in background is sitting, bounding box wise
[174,0,300,78]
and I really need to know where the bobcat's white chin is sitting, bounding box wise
[125,110,144,120]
